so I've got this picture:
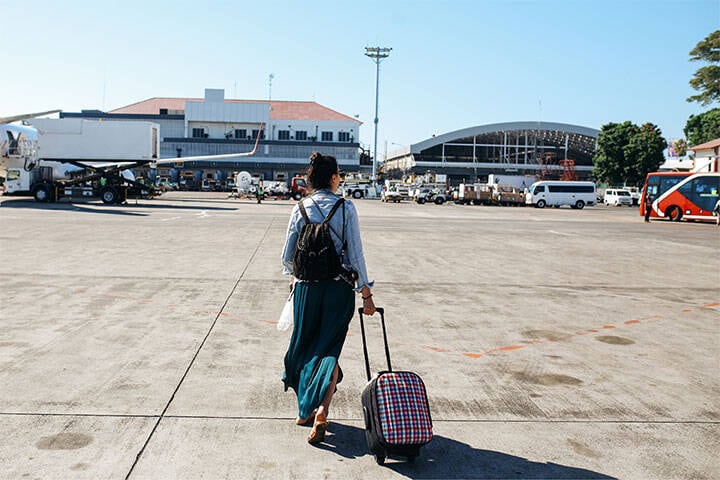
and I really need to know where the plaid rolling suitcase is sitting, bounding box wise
[359,307,433,465]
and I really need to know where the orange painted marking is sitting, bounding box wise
[463,353,483,358]
[423,346,450,353]
[498,345,524,351]
[264,320,278,325]
[624,320,641,325]
[587,329,599,332]
[602,325,616,329]
[702,303,720,307]
[681,309,692,313]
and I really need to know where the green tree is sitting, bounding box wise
[687,30,720,106]
[684,108,720,146]
[593,122,638,185]
[623,123,667,185]
[593,122,666,186]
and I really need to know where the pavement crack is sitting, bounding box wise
[123,218,274,480]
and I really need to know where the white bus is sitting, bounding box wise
[525,181,597,209]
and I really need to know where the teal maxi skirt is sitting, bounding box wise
[283,279,355,420]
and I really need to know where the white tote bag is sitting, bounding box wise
[277,288,294,331]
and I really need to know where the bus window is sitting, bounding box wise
[691,176,720,211]
[533,185,545,195]
[660,176,683,194]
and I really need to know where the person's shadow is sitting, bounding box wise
[314,423,616,479]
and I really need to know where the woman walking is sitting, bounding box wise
[281,152,376,444]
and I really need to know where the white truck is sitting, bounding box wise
[4,118,159,203]
[487,173,538,191]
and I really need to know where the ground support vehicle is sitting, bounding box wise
[641,171,719,222]
[341,182,378,199]
[3,118,160,203]
[5,164,154,204]
[381,190,403,203]
[487,173,539,191]
[414,187,451,205]
[525,181,596,209]
[492,184,525,206]
[288,176,308,200]
[454,183,493,205]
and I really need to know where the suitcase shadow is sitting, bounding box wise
[317,423,616,479]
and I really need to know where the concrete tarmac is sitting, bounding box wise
[0,192,718,479]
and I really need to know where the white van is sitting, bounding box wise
[603,188,633,207]
[525,181,597,209]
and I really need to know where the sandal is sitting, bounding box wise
[295,409,317,426]
[307,414,328,444]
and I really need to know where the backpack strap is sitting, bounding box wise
[297,200,310,224]
[304,197,346,253]
[322,198,345,225]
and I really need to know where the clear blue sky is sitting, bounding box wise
[2,0,718,154]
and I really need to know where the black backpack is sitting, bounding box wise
[293,198,346,281]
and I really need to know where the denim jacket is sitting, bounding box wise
[281,189,374,291]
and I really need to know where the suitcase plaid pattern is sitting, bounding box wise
[375,372,432,445]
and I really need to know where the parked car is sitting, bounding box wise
[604,189,633,206]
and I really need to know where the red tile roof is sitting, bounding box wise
[110,97,360,123]
[689,138,720,151]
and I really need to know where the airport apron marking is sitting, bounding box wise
[453,309,713,359]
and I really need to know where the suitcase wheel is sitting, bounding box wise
[375,454,385,465]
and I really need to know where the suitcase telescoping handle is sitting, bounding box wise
[358,307,392,381]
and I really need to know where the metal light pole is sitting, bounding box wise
[365,46,391,183]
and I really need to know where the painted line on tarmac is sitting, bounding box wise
[429,305,717,360]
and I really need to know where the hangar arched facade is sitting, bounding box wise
[383,121,599,183]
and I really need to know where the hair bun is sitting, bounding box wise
[309,151,323,165]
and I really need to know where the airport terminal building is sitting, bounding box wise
[383,122,600,184]
[62,88,363,188]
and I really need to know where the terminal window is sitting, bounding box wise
[192,128,205,138]
[278,130,290,140]
[234,129,247,139]
[322,131,333,142]
[295,131,307,141]
[338,132,350,142]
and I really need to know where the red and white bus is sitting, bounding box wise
[641,171,719,222]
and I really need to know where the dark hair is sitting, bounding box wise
[307,152,338,191]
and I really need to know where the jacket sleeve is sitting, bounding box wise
[344,201,374,291]
[281,206,301,275]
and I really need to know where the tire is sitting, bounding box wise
[434,196,445,205]
[100,186,119,204]
[536,199,546,209]
[575,200,585,210]
[352,190,363,199]
[375,455,385,465]
[417,197,426,205]
[33,184,52,203]
[667,206,682,222]
[292,192,302,201]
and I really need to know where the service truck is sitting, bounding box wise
[4,118,159,203]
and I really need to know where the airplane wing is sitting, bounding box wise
[151,122,264,165]
[0,110,62,124]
